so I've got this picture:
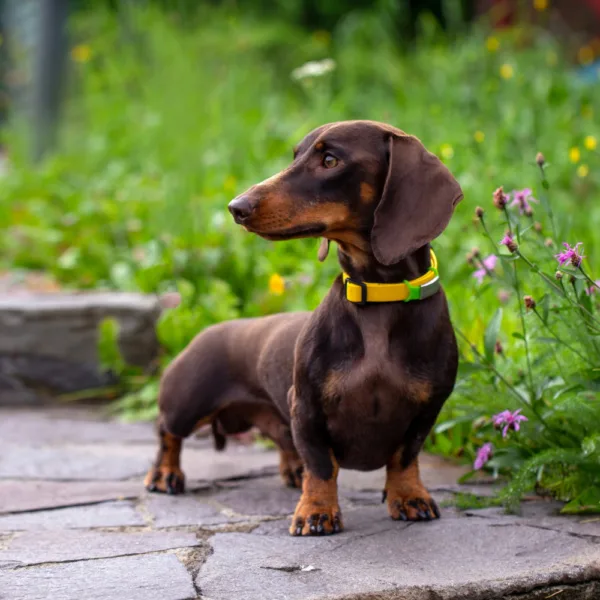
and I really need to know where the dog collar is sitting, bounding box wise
[343,249,440,305]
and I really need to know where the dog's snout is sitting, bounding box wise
[228,195,255,223]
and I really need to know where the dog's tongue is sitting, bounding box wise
[317,238,330,262]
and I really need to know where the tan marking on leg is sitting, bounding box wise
[290,453,343,536]
[144,420,185,494]
[384,454,439,521]
[279,448,304,489]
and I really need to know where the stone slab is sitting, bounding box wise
[0,443,152,480]
[338,453,469,492]
[0,408,156,445]
[0,292,160,366]
[0,529,201,565]
[198,504,600,600]
[181,444,279,483]
[0,480,142,514]
[0,501,144,531]
[213,476,302,517]
[145,494,238,528]
[0,554,196,600]
[0,434,276,484]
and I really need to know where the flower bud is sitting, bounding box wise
[524,295,536,310]
[544,238,554,247]
[493,186,508,209]
[536,152,545,167]
[495,340,503,355]
[555,271,563,280]
[475,206,484,219]
[534,222,542,233]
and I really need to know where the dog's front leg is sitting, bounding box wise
[288,387,343,536]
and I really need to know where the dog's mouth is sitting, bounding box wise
[246,223,327,241]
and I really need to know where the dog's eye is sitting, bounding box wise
[322,154,339,169]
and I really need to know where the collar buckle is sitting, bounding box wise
[344,276,367,305]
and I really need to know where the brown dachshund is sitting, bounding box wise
[145,120,463,536]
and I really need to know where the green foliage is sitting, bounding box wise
[2,4,600,510]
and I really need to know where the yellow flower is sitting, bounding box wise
[533,0,548,11]
[577,164,589,178]
[440,144,454,159]
[223,175,237,194]
[500,63,514,79]
[485,37,500,52]
[584,136,597,151]
[268,273,285,295]
[569,147,581,163]
[474,131,485,143]
[578,46,594,65]
[71,44,92,63]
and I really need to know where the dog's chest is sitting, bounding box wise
[322,317,431,411]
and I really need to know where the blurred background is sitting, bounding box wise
[0,0,599,423]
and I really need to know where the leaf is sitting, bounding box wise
[97,318,125,375]
[484,308,503,364]
[434,414,476,434]
[512,332,524,340]
[539,294,550,325]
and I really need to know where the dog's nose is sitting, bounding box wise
[228,195,255,223]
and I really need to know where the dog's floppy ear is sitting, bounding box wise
[371,133,463,266]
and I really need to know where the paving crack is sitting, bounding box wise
[487,522,600,544]
[5,545,206,571]
[0,496,139,517]
[329,522,414,553]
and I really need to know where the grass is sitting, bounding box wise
[2,4,599,511]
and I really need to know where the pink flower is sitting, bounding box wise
[473,255,498,284]
[474,443,493,470]
[497,289,511,304]
[492,409,528,438]
[510,188,538,216]
[555,242,585,268]
[499,232,518,253]
[586,280,600,295]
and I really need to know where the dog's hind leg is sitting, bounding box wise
[144,414,186,494]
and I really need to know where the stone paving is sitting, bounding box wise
[0,406,598,600]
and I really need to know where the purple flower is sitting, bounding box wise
[492,409,528,438]
[586,280,600,295]
[499,232,518,252]
[555,242,585,268]
[473,254,498,284]
[510,188,538,216]
[474,443,493,470]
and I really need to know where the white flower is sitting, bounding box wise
[291,58,336,81]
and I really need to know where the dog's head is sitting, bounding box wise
[229,120,462,266]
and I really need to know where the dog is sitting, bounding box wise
[145,120,463,536]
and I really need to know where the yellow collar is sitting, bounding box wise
[343,249,440,305]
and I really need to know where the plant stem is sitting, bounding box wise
[455,328,579,446]
[531,309,590,364]
[512,257,536,400]
[517,251,600,332]
[578,266,600,292]
[537,163,559,243]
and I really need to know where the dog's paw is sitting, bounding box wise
[384,489,440,522]
[289,498,343,536]
[144,466,185,495]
